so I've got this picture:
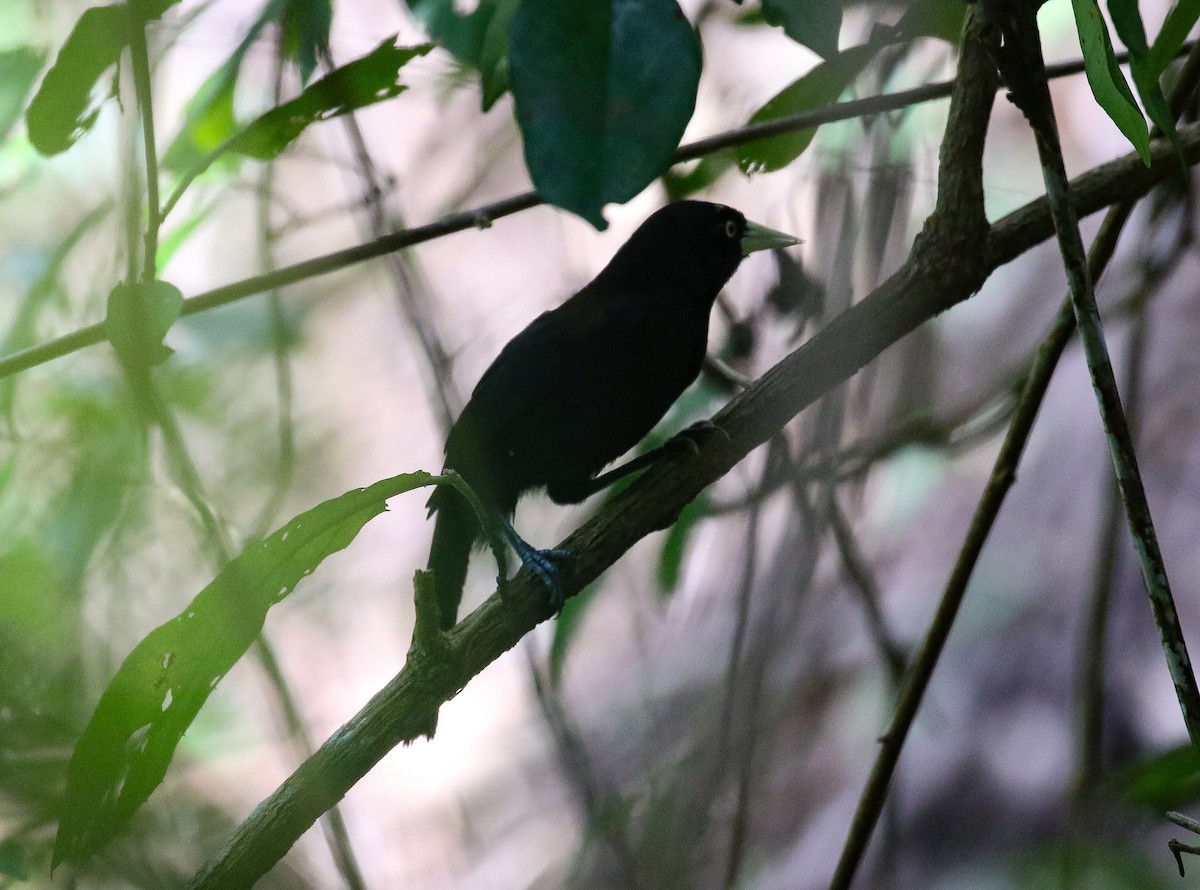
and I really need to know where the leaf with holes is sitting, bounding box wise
[223,37,433,160]
[53,472,436,866]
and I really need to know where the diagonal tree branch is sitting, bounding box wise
[188,27,1200,890]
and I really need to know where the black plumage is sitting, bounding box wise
[426,201,797,629]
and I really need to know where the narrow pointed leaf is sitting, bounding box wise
[1070,0,1150,163]
[53,472,436,866]
[223,37,433,160]
[736,42,879,175]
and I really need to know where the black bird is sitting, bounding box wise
[427,201,798,629]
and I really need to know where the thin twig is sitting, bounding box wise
[994,0,1200,746]
[826,27,1200,890]
[2,44,1188,383]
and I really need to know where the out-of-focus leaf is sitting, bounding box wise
[1146,0,1200,78]
[0,838,27,880]
[737,41,880,175]
[656,493,709,594]
[1070,0,1151,163]
[896,0,967,43]
[223,38,433,160]
[281,0,332,84]
[405,0,516,109]
[478,0,519,110]
[161,10,272,173]
[1118,743,1200,809]
[1108,0,1178,145]
[510,0,701,229]
[0,47,45,143]
[156,199,218,269]
[549,579,602,685]
[663,149,737,201]
[760,0,842,58]
[53,471,436,866]
[25,1,181,156]
[106,280,183,368]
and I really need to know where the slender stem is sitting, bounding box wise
[126,9,159,283]
[1000,3,1200,747]
[826,25,1200,890]
[1,44,1189,384]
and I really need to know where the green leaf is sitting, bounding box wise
[24,1,181,156]
[156,198,218,270]
[1070,0,1151,163]
[760,0,842,58]
[105,280,184,368]
[510,0,701,229]
[0,838,28,881]
[1146,0,1200,78]
[1117,743,1200,809]
[53,471,436,866]
[281,0,333,84]
[736,41,880,175]
[223,37,434,160]
[657,493,709,594]
[161,8,275,172]
[405,0,493,65]
[0,47,45,143]
[405,0,517,109]
[1107,0,1178,144]
[548,579,602,684]
[895,0,967,43]
[662,149,738,201]
[478,0,519,111]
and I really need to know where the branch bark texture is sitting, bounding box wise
[190,16,1200,889]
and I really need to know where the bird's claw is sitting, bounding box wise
[522,547,572,615]
[502,536,573,616]
[670,419,730,457]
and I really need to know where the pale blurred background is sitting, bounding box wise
[1,0,1199,887]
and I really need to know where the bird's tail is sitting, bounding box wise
[426,486,480,630]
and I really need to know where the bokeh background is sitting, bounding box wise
[1,0,1199,887]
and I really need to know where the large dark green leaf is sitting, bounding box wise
[25,1,180,156]
[1070,0,1150,163]
[53,472,436,866]
[509,0,701,229]
[222,38,433,160]
[760,0,842,58]
[736,41,879,175]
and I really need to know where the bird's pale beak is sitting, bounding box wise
[740,220,800,257]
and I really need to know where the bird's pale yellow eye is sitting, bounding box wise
[724,220,737,238]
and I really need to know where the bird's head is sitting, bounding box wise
[600,201,799,300]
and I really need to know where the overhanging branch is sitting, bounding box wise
[189,87,1200,890]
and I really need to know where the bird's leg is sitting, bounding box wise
[547,420,731,505]
[487,511,571,615]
